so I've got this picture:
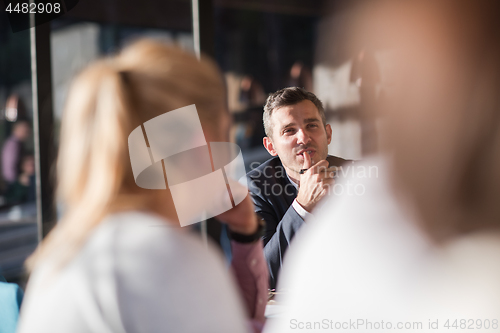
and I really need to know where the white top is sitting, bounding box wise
[17,211,250,333]
[265,156,500,332]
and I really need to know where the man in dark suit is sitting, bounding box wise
[246,87,348,289]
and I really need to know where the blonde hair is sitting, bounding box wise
[28,40,226,269]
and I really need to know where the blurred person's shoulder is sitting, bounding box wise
[96,211,201,251]
[421,231,500,318]
[27,211,223,288]
[23,211,219,295]
[290,155,428,254]
[263,156,431,332]
[75,211,247,332]
[18,211,242,333]
[274,155,431,293]
[326,155,350,168]
[86,211,226,274]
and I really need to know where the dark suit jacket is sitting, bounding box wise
[246,155,349,289]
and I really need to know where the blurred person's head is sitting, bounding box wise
[20,155,35,176]
[290,62,304,80]
[29,39,228,268]
[263,87,332,180]
[239,75,266,107]
[12,121,30,141]
[5,94,28,122]
[288,62,313,92]
[358,0,500,241]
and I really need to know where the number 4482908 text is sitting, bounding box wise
[5,2,61,14]
[444,319,498,330]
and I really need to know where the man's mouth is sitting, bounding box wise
[297,149,316,158]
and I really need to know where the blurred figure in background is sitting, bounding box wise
[234,75,267,151]
[17,40,267,333]
[5,154,36,204]
[1,120,30,185]
[239,75,266,108]
[265,0,500,331]
[4,94,28,123]
[287,62,312,93]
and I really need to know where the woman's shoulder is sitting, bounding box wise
[18,211,248,333]
[84,210,222,269]
[75,211,247,332]
[29,210,225,291]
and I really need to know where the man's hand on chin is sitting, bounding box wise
[296,152,336,213]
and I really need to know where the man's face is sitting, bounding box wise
[263,100,332,178]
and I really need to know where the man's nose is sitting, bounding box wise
[296,129,311,145]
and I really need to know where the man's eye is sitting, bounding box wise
[308,124,318,128]
[283,129,295,134]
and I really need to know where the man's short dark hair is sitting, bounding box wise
[263,87,326,137]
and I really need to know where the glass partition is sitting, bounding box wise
[50,1,194,145]
[0,11,38,284]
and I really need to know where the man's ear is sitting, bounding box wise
[263,136,278,156]
[325,124,332,145]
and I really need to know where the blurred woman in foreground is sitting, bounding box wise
[265,0,500,332]
[17,40,267,333]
